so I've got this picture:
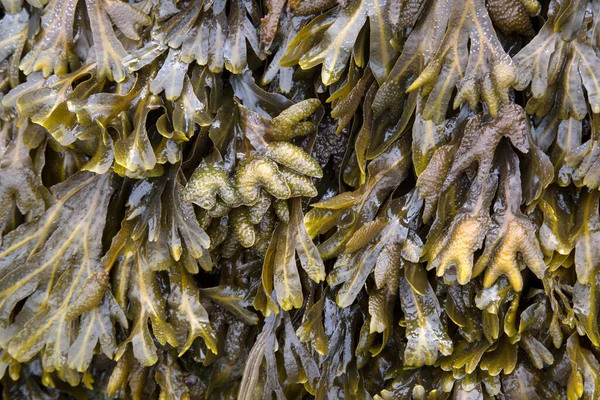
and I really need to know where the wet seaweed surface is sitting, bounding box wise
[0,0,599,399]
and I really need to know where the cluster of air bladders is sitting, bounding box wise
[1,0,600,398]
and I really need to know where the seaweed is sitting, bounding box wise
[1,0,600,399]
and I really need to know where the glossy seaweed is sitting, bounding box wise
[0,0,599,399]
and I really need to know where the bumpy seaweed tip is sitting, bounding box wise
[1,0,600,399]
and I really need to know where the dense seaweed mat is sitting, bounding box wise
[1,0,600,398]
